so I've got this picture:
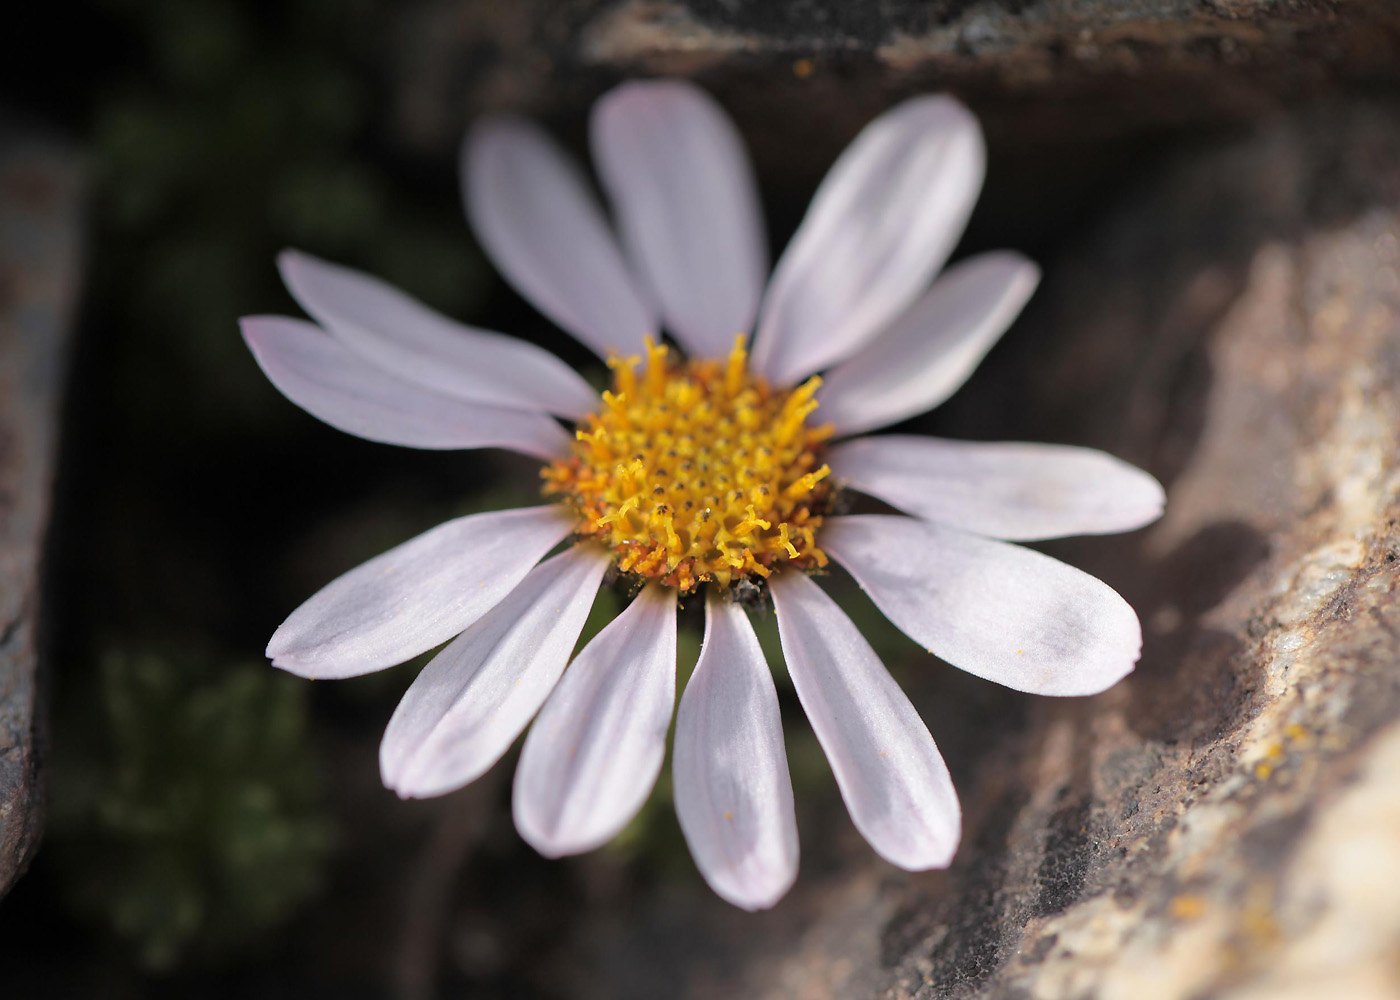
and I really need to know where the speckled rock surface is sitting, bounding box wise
[911,99,1400,1000]
[386,0,1400,160]
[548,102,1400,1000]
[0,134,82,897]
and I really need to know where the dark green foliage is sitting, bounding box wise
[91,0,488,439]
[50,648,335,972]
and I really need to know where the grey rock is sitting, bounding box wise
[0,132,83,898]
[386,0,1400,160]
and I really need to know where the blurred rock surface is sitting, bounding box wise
[0,131,82,897]
[387,0,1400,156]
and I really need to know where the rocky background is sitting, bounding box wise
[4,2,1400,998]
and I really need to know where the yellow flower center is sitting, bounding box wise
[544,336,832,594]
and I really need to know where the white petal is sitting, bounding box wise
[463,116,655,359]
[240,316,570,460]
[769,571,960,870]
[513,583,677,857]
[819,253,1039,435]
[821,515,1142,697]
[591,80,767,360]
[829,436,1164,541]
[268,505,574,679]
[380,544,610,798]
[673,593,798,910]
[278,249,599,420]
[751,96,985,386]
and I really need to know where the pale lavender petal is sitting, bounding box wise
[751,95,985,386]
[769,571,960,871]
[513,583,676,857]
[591,79,767,360]
[821,515,1142,697]
[278,249,598,419]
[241,316,570,460]
[828,436,1164,541]
[819,252,1039,435]
[268,505,574,679]
[673,593,798,910]
[463,116,655,359]
[380,544,610,798]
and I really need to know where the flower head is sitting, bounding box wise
[544,335,832,591]
[241,80,1164,910]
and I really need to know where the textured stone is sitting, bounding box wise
[557,101,1400,1000]
[927,99,1400,1000]
[0,132,83,898]
[387,0,1400,160]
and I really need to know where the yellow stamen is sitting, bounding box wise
[777,523,799,559]
[784,463,830,498]
[724,335,748,396]
[608,353,640,396]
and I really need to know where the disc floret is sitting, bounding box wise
[544,337,832,593]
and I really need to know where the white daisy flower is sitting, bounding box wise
[240,80,1164,911]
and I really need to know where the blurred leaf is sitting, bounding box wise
[268,160,386,249]
[50,646,337,972]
